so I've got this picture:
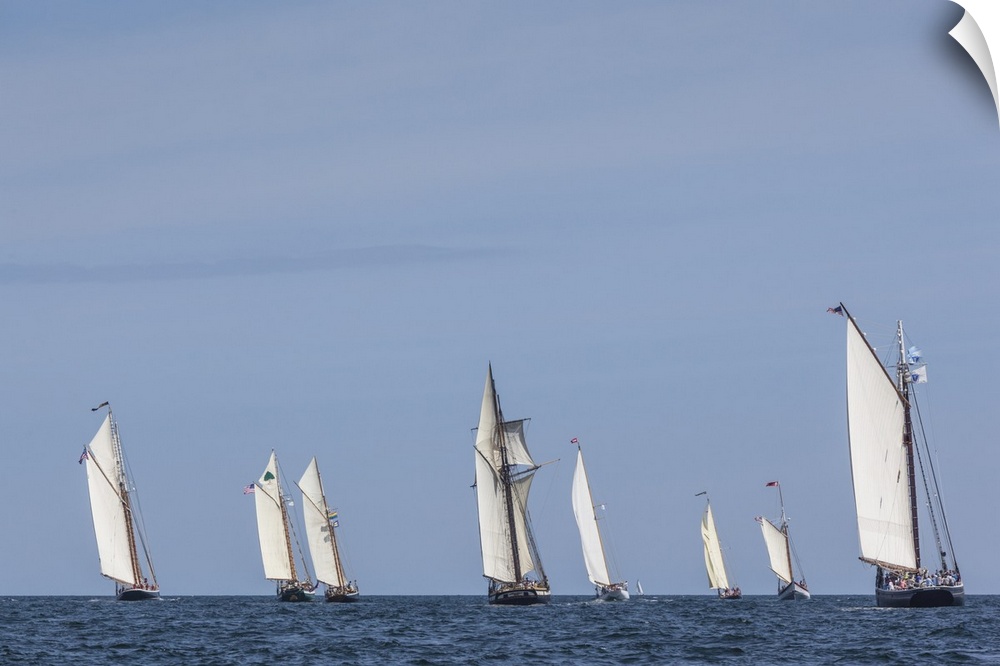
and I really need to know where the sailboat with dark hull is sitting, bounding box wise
[254,451,315,602]
[841,304,964,607]
[81,403,160,601]
[473,365,551,605]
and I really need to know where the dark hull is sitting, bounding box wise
[876,584,965,608]
[279,587,315,602]
[489,585,551,605]
[116,588,160,601]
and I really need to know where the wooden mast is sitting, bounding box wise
[109,407,145,589]
[276,458,299,585]
[897,321,921,569]
[493,376,522,582]
[777,482,795,587]
[320,470,348,589]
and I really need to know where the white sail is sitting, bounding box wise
[510,472,537,576]
[759,518,793,584]
[84,415,139,586]
[501,419,535,467]
[701,504,730,590]
[846,315,916,570]
[473,366,538,583]
[255,451,293,581]
[636,580,644,596]
[298,458,344,587]
[571,449,611,586]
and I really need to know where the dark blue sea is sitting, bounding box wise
[2,595,999,664]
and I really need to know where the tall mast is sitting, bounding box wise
[493,376,522,581]
[777,482,794,581]
[109,407,144,586]
[319,467,347,584]
[897,321,921,569]
[275,459,299,582]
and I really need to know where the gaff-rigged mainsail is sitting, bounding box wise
[701,503,730,590]
[84,415,140,585]
[254,451,296,581]
[82,405,158,597]
[759,517,793,584]
[298,457,347,588]
[845,311,916,570]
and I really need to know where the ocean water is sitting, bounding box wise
[2,595,999,665]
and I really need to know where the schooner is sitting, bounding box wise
[698,494,740,599]
[81,402,160,600]
[253,451,315,602]
[571,441,629,600]
[757,481,809,600]
[297,457,359,602]
[840,304,964,607]
[472,365,551,605]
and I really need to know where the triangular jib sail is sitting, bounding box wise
[82,406,157,591]
[701,503,730,590]
[571,448,612,586]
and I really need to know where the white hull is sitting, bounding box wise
[777,580,810,600]
[597,585,630,601]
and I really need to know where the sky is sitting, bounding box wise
[2,1,999,597]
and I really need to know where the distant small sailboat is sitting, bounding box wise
[472,364,551,605]
[757,481,809,600]
[698,493,740,599]
[253,451,315,602]
[81,402,160,601]
[636,580,644,596]
[840,304,964,607]
[297,457,359,602]
[571,441,629,601]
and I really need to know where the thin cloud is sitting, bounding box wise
[0,244,499,285]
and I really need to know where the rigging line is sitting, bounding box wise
[291,476,346,581]
[291,479,327,518]
[599,504,626,584]
[117,439,157,583]
[910,389,958,569]
[255,482,285,510]
[909,398,944,568]
[276,460,314,585]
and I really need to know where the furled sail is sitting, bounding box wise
[255,451,293,581]
[759,518,793,584]
[845,314,916,570]
[474,366,537,583]
[701,504,730,590]
[571,449,611,586]
[84,415,139,586]
[298,457,344,587]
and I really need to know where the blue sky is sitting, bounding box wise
[2,1,999,597]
